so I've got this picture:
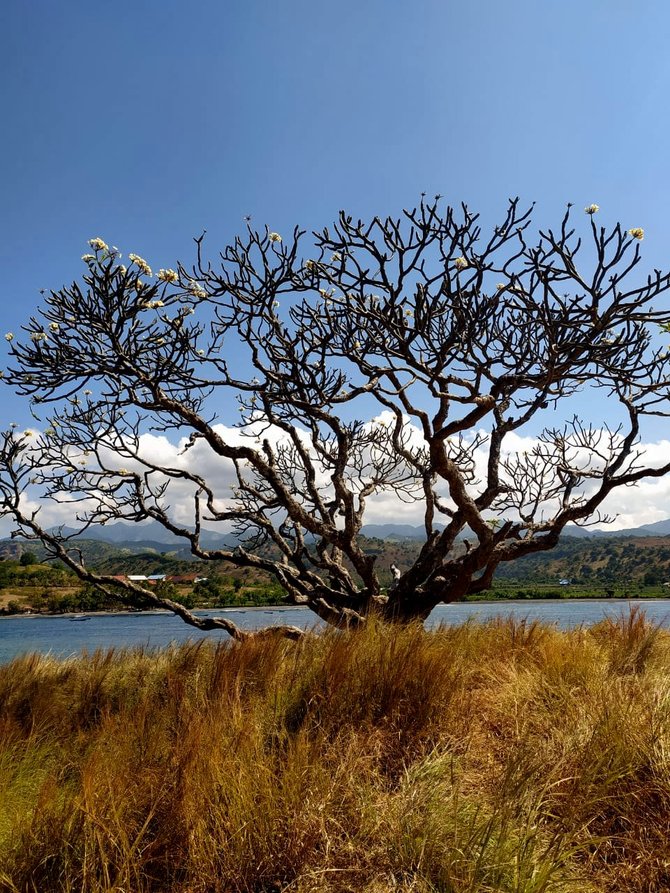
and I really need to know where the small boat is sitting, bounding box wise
[68,615,91,622]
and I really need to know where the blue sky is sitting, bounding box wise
[2,0,670,444]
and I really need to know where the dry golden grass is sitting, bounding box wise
[1,608,670,891]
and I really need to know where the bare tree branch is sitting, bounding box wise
[2,201,670,630]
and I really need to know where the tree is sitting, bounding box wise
[2,199,670,639]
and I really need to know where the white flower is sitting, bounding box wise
[304,259,318,271]
[128,253,153,276]
[81,254,96,262]
[88,238,108,252]
[196,349,205,356]
[44,428,55,437]
[4,333,13,341]
[272,301,280,308]
[454,256,469,270]
[48,322,59,332]
[84,389,92,395]
[268,232,282,243]
[23,430,34,438]
[331,251,342,262]
[30,332,48,343]
[118,468,130,475]
[188,282,207,299]
[157,268,178,283]
[628,227,644,241]
[585,204,600,215]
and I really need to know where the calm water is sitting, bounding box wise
[2,600,670,664]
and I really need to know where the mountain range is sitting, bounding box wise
[45,520,239,552]
[361,520,670,541]
[20,517,670,551]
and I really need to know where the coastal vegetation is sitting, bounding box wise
[1,611,669,891]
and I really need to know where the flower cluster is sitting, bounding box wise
[584,204,600,215]
[304,259,318,271]
[454,256,469,270]
[129,253,152,276]
[268,232,282,243]
[188,282,207,299]
[48,322,59,332]
[88,237,108,252]
[30,332,48,343]
[142,300,164,310]
[157,268,178,283]
[81,254,96,263]
[4,333,13,342]
[628,228,644,241]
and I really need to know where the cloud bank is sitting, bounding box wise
[5,417,670,539]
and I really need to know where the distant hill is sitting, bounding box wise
[46,520,237,551]
[5,517,670,590]
[563,518,670,539]
[363,520,670,542]
[4,521,670,587]
[361,524,434,540]
[8,516,670,552]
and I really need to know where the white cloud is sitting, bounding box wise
[3,420,670,538]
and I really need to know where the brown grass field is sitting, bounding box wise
[1,609,669,892]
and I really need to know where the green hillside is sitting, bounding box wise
[3,533,670,615]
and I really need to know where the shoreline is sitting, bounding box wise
[1,596,666,620]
